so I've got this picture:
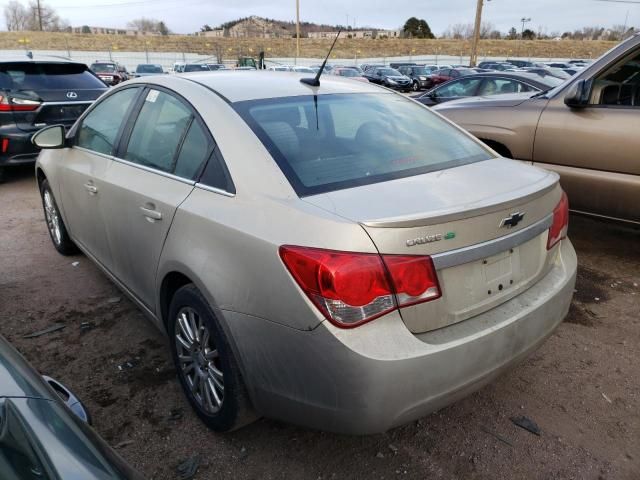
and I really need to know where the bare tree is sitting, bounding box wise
[127,17,170,34]
[4,0,29,31]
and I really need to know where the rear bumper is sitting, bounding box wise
[225,239,577,434]
[0,129,39,167]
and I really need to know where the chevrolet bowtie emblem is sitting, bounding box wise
[500,212,525,229]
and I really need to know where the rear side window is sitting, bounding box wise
[0,62,106,90]
[124,90,192,172]
[76,88,139,155]
[174,120,211,179]
[235,93,493,196]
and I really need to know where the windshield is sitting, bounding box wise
[136,64,163,73]
[91,63,116,73]
[0,62,106,90]
[411,67,429,75]
[235,93,492,196]
[378,68,401,76]
[338,69,359,77]
[457,69,474,76]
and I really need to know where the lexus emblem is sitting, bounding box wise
[66,91,78,99]
[500,212,525,229]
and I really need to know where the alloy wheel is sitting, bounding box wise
[174,307,224,413]
[43,190,62,246]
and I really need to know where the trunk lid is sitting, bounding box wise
[304,158,562,333]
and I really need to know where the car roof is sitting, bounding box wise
[0,54,86,66]
[141,71,384,102]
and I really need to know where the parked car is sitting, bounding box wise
[290,66,316,74]
[268,65,291,71]
[133,63,165,77]
[389,62,416,69]
[206,63,228,71]
[505,59,545,68]
[34,71,576,434]
[521,67,572,80]
[0,55,107,182]
[340,65,365,75]
[433,33,640,224]
[0,334,143,478]
[172,62,185,73]
[360,63,384,72]
[331,67,369,82]
[477,61,516,71]
[397,65,434,91]
[415,72,564,106]
[90,61,128,85]
[544,62,573,69]
[183,63,210,73]
[362,66,411,91]
[428,67,476,87]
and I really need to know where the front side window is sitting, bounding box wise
[478,78,530,96]
[592,49,640,106]
[235,93,493,196]
[435,78,482,98]
[76,87,139,155]
[124,90,192,172]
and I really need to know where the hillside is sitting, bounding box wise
[0,31,617,60]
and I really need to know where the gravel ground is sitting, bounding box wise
[1,166,639,480]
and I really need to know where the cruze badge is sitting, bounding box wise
[406,231,455,247]
[500,212,525,229]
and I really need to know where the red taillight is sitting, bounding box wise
[382,255,441,307]
[1,138,8,153]
[0,95,41,112]
[547,192,569,250]
[279,246,441,328]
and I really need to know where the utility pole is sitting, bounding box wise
[36,0,43,31]
[469,0,484,67]
[295,0,300,64]
[517,17,531,56]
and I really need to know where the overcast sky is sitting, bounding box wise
[19,0,640,34]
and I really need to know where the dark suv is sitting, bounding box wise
[89,61,129,86]
[363,67,411,91]
[0,56,107,181]
[397,65,433,91]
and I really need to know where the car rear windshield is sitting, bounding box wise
[235,93,493,196]
[136,64,163,73]
[0,62,106,90]
[338,69,359,77]
[378,68,401,76]
[184,64,209,72]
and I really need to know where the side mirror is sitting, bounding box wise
[564,79,590,108]
[32,125,66,149]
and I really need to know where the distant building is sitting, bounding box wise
[197,29,225,38]
[72,26,158,36]
[307,29,400,40]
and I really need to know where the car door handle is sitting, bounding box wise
[83,182,98,195]
[140,205,162,221]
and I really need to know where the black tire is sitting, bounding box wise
[0,167,4,183]
[412,81,420,92]
[168,284,257,432]
[39,179,79,255]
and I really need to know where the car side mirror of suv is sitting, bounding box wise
[564,79,590,108]
[32,125,66,149]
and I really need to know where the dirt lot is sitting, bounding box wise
[1,166,639,480]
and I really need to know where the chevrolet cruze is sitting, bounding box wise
[33,71,577,434]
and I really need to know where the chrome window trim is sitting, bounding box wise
[110,156,197,185]
[73,146,114,161]
[194,182,235,197]
[432,213,553,270]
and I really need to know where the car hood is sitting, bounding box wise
[0,335,55,399]
[433,92,533,110]
[303,157,557,227]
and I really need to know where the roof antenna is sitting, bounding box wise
[300,30,341,87]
